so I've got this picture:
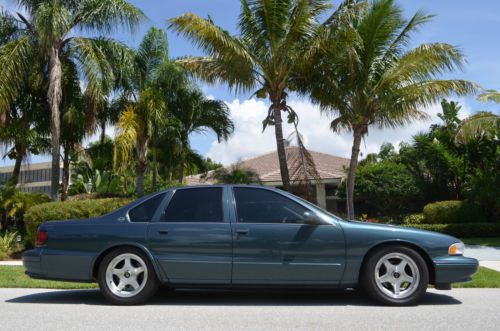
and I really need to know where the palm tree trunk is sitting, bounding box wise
[178,159,185,184]
[48,46,62,201]
[152,151,158,191]
[61,145,71,201]
[135,139,148,197]
[9,146,24,185]
[272,100,290,191]
[100,119,106,145]
[346,129,363,219]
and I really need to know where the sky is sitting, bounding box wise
[1,0,499,166]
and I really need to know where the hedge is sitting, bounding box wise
[422,200,487,224]
[405,222,500,238]
[24,198,132,244]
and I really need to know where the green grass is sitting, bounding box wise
[461,237,500,247]
[0,266,97,289]
[453,267,500,288]
[0,266,499,289]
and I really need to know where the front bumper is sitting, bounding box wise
[434,256,479,285]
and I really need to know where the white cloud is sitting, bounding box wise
[206,98,473,165]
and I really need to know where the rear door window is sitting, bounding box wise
[161,187,223,222]
[128,193,166,222]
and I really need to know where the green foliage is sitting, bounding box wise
[24,198,132,244]
[406,223,500,238]
[403,213,425,225]
[0,231,19,260]
[0,266,97,289]
[339,161,421,216]
[205,163,261,184]
[423,200,488,224]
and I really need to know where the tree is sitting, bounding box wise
[168,87,234,183]
[168,0,359,191]
[206,162,260,184]
[0,0,144,200]
[114,27,188,196]
[299,0,476,218]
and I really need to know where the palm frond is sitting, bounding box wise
[478,90,500,103]
[455,112,500,144]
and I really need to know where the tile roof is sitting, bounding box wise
[186,147,349,185]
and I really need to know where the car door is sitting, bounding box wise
[147,187,233,284]
[230,187,345,285]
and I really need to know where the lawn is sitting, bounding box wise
[0,266,499,289]
[461,237,500,247]
[0,266,97,289]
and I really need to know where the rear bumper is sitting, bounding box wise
[22,248,43,278]
[434,256,479,285]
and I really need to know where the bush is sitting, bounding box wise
[423,200,488,224]
[24,198,132,244]
[405,223,500,238]
[0,231,19,260]
[403,213,425,225]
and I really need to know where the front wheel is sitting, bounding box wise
[98,248,159,305]
[363,246,429,306]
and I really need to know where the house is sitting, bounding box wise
[186,147,350,213]
[0,161,64,195]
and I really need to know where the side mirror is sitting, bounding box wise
[303,211,323,225]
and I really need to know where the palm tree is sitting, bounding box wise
[114,27,188,196]
[168,87,234,183]
[0,0,144,200]
[206,162,260,184]
[168,0,359,191]
[299,0,477,218]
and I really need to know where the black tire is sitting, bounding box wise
[98,247,160,305]
[362,245,429,306]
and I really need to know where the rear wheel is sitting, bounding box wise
[98,247,159,305]
[363,246,429,306]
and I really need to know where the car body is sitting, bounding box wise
[23,185,478,305]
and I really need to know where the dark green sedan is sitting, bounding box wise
[23,185,478,305]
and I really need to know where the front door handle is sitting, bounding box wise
[158,230,169,235]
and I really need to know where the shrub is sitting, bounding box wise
[0,231,19,260]
[403,213,425,225]
[422,200,487,224]
[405,223,500,238]
[24,198,132,244]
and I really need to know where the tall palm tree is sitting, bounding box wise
[0,0,144,200]
[299,0,477,218]
[169,87,234,183]
[168,0,359,191]
[114,27,188,196]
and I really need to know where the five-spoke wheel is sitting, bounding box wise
[98,248,159,305]
[363,246,429,305]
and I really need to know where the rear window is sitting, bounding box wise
[161,188,223,222]
[128,193,166,222]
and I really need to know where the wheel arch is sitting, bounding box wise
[358,240,435,284]
[90,243,165,282]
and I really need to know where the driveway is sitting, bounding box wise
[1,288,499,330]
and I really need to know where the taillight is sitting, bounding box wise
[36,229,48,246]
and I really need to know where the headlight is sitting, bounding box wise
[448,242,465,255]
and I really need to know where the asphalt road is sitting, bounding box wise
[2,288,499,331]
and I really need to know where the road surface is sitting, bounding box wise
[1,288,499,330]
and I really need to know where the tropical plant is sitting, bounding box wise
[0,0,144,200]
[168,87,234,183]
[0,231,19,260]
[455,112,499,144]
[300,0,477,218]
[114,27,188,196]
[205,162,260,184]
[169,0,360,191]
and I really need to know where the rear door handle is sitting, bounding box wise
[158,230,169,235]
[236,229,249,236]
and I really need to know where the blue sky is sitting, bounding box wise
[1,0,499,166]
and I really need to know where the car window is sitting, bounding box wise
[161,187,223,222]
[128,193,166,222]
[234,187,310,224]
